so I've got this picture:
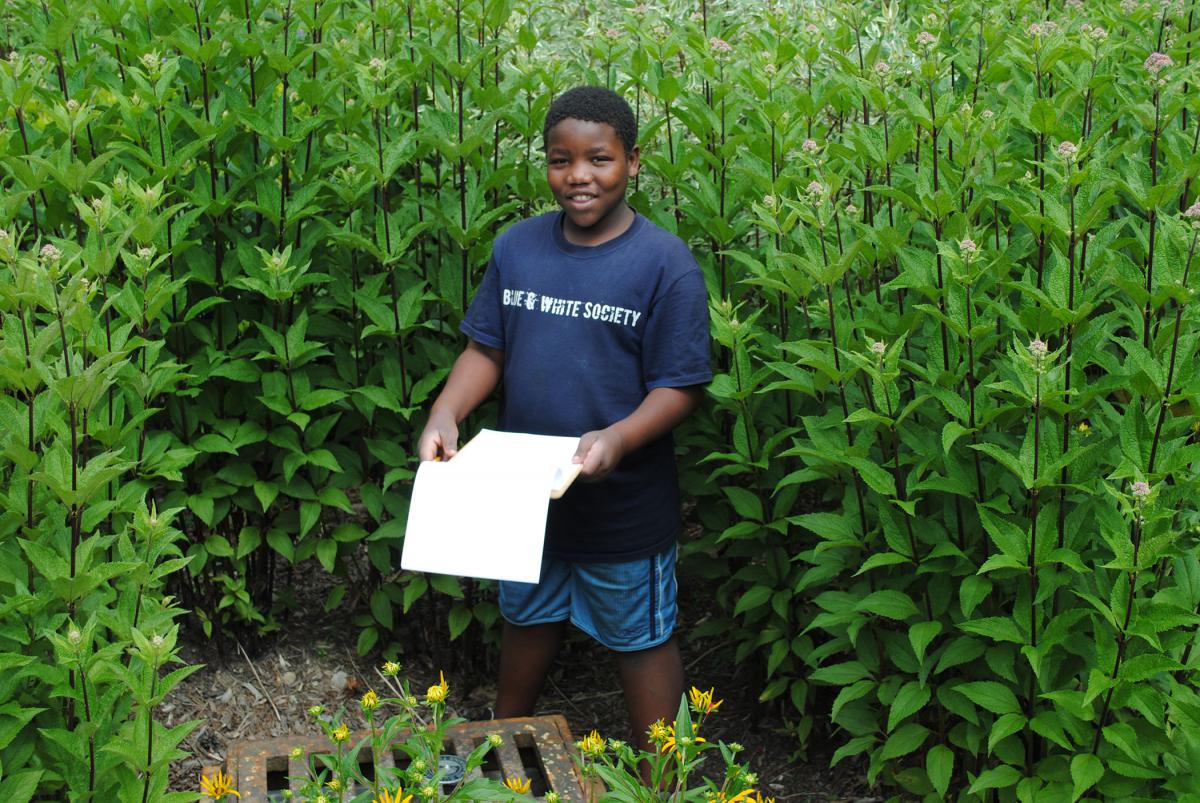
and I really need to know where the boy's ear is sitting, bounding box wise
[627,144,640,178]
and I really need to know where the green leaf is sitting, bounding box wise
[254,481,279,512]
[427,574,462,598]
[987,712,1027,753]
[957,681,1021,715]
[357,627,379,656]
[370,589,393,630]
[960,576,992,618]
[909,621,942,665]
[1071,754,1104,801]
[959,616,1025,644]
[887,681,930,732]
[316,539,338,572]
[879,723,929,761]
[968,765,1021,794]
[723,486,763,521]
[734,585,773,616]
[810,661,872,685]
[0,769,43,803]
[942,421,971,456]
[926,745,954,799]
[266,529,294,561]
[856,589,919,620]
[448,605,472,640]
[830,680,875,721]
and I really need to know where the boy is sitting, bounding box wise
[417,86,711,754]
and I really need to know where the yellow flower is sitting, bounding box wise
[426,670,448,703]
[688,686,723,714]
[754,794,775,803]
[503,776,532,793]
[326,778,342,792]
[705,791,755,803]
[382,660,401,676]
[1077,421,1092,436]
[361,690,380,712]
[331,723,350,743]
[660,725,705,757]
[647,719,671,743]
[579,729,606,757]
[289,746,303,760]
[200,770,241,800]
[374,789,414,803]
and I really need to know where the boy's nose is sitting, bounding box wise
[567,162,591,183]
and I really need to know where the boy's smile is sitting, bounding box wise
[545,118,640,246]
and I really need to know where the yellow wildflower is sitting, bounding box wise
[578,729,606,757]
[705,791,755,803]
[426,671,449,703]
[289,746,303,760]
[326,778,342,792]
[503,776,532,793]
[755,794,775,803]
[660,725,705,757]
[361,690,380,712]
[647,719,671,744]
[373,789,414,803]
[331,723,350,743]
[688,686,723,714]
[1077,421,1092,436]
[382,660,401,676]
[200,769,241,800]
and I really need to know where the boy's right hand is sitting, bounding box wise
[418,412,459,461]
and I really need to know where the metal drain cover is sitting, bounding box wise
[200,715,587,801]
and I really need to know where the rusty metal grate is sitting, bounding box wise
[201,715,588,801]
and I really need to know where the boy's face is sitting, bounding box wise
[545,118,640,240]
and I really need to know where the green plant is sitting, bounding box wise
[574,687,771,803]
[266,664,525,802]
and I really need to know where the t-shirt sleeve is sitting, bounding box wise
[642,265,712,390]
[459,254,505,350]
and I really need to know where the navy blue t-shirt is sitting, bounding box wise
[461,211,712,562]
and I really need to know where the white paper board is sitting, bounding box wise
[401,430,581,583]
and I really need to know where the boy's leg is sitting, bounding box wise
[572,544,680,755]
[613,636,684,753]
[494,620,567,717]
[495,559,571,718]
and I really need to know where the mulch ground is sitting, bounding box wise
[165,555,876,801]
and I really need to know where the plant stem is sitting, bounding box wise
[1147,229,1196,472]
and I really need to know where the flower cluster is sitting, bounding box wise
[1144,51,1173,74]
[1184,200,1200,228]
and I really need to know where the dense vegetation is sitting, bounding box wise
[1,0,1199,799]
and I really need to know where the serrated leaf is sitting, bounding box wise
[879,723,929,761]
[1071,754,1104,801]
[887,681,931,732]
[956,681,1021,714]
[926,745,953,799]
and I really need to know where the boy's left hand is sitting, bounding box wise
[573,427,627,481]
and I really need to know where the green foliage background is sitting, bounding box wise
[1,0,1199,799]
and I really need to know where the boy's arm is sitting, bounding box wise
[572,385,704,480]
[417,340,505,461]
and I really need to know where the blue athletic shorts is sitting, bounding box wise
[498,545,677,652]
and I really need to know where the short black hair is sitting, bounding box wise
[542,86,637,155]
